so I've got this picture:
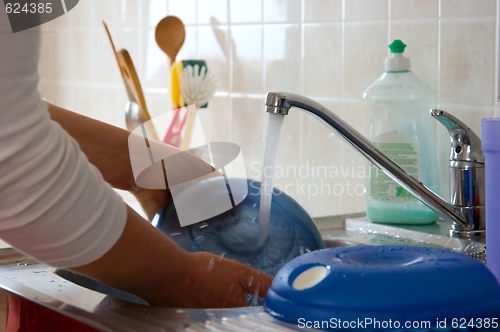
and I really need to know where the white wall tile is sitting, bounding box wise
[176,26,198,61]
[344,0,388,21]
[440,18,495,104]
[65,0,93,29]
[141,0,168,28]
[39,30,59,80]
[145,91,171,122]
[344,21,388,99]
[92,30,124,86]
[198,26,230,91]
[230,96,266,174]
[263,0,301,23]
[390,0,438,20]
[339,101,370,214]
[229,0,262,24]
[85,86,116,123]
[197,95,232,143]
[441,0,496,18]
[37,0,500,218]
[54,30,75,81]
[92,0,139,28]
[304,0,342,22]
[198,0,228,25]
[264,25,301,93]
[143,28,170,89]
[168,0,197,25]
[48,83,75,111]
[69,31,94,82]
[303,23,342,98]
[299,100,345,216]
[231,26,264,94]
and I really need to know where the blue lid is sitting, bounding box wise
[482,118,500,152]
[154,179,325,276]
[265,246,500,329]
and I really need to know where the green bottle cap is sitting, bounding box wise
[388,40,407,53]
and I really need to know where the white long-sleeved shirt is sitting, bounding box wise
[0,10,126,268]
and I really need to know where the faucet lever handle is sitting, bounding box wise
[431,109,484,164]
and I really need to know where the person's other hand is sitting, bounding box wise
[152,252,273,308]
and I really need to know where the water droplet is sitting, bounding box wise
[248,276,254,287]
[17,260,38,266]
[199,222,209,229]
[48,280,55,283]
[207,258,215,271]
[194,236,205,243]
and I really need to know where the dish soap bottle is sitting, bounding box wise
[362,40,440,224]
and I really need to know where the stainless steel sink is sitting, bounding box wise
[52,214,487,309]
[0,214,488,331]
[318,215,486,263]
[53,268,148,305]
[323,238,360,247]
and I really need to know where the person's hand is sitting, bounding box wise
[129,144,219,220]
[72,206,272,309]
[151,251,273,308]
[129,185,172,220]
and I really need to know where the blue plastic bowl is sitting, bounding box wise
[154,179,325,276]
[265,246,500,330]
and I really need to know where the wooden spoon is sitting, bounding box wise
[103,21,159,140]
[155,16,185,66]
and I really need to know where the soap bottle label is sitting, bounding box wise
[370,132,419,202]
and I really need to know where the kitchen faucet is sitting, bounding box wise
[265,91,485,238]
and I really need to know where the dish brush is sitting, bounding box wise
[180,64,217,109]
[179,64,216,150]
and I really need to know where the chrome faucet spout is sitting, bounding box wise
[265,91,485,238]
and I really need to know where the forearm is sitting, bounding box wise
[71,205,191,306]
[47,103,175,218]
[47,103,134,191]
[71,206,272,308]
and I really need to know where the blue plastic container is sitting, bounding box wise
[482,118,500,286]
[154,179,325,276]
[265,246,500,330]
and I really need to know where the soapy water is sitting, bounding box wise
[258,113,285,247]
